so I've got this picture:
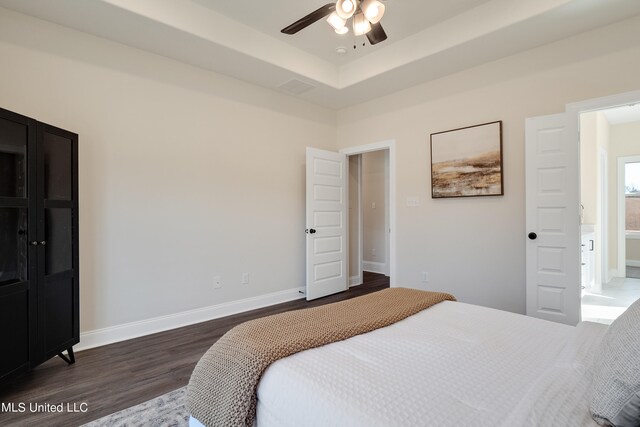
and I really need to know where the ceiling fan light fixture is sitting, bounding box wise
[326,12,346,31]
[361,0,385,24]
[352,12,372,36]
[280,1,386,45]
[336,0,356,19]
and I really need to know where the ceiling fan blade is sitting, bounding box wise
[367,22,387,45]
[281,3,336,35]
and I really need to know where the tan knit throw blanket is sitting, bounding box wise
[186,287,456,426]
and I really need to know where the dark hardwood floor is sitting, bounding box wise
[0,272,389,426]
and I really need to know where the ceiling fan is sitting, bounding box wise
[281,0,388,45]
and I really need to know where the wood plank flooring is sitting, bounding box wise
[0,272,389,426]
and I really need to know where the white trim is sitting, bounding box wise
[627,260,640,268]
[362,260,386,274]
[76,286,304,352]
[627,231,640,240]
[618,157,626,277]
[384,150,391,276]
[354,155,363,287]
[349,275,363,287]
[566,90,640,115]
[341,140,397,286]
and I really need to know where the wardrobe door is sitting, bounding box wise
[0,108,37,378]
[35,123,79,363]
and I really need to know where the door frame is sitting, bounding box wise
[347,154,363,287]
[340,140,397,286]
[565,89,640,299]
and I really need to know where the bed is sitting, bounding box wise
[187,290,640,427]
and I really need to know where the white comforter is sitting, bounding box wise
[254,301,606,427]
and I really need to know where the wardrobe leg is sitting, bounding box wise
[58,347,75,365]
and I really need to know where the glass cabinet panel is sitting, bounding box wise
[0,208,28,286]
[43,133,72,200]
[45,208,73,275]
[0,117,27,198]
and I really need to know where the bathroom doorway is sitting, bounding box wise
[580,105,640,324]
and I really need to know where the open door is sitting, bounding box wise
[306,147,348,300]
[525,113,580,325]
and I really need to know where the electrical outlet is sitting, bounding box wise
[241,272,249,285]
[422,272,429,283]
[213,275,221,289]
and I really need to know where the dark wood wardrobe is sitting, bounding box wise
[0,107,79,379]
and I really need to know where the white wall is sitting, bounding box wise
[627,239,640,264]
[362,151,387,273]
[3,6,640,337]
[0,9,336,333]
[336,15,640,314]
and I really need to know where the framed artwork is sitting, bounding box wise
[430,120,503,198]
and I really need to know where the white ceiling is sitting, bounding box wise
[193,0,493,65]
[603,104,640,125]
[1,0,640,109]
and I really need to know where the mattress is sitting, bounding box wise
[255,301,605,427]
[190,301,607,427]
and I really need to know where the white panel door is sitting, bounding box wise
[525,113,580,325]
[306,147,348,300]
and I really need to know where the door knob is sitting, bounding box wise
[30,241,38,246]
[305,228,317,234]
[40,241,46,246]
[528,232,537,240]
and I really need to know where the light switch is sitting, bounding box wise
[406,197,419,207]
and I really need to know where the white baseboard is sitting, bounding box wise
[626,260,640,267]
[349,274,362,287]
[608,269,620,282]
[76,286,305,352]
[362,260,387,275]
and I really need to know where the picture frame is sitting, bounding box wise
[430,120,503,198]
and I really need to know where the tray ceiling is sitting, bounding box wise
[1,0,639,109]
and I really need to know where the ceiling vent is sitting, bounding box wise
[278,79,316,95]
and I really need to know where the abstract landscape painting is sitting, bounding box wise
[430,121,503,198]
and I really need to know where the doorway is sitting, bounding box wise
[579,105,640,324]
[341,140,397,287]
[348,150,390,286]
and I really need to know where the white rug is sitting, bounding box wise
[82,387,188,427]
